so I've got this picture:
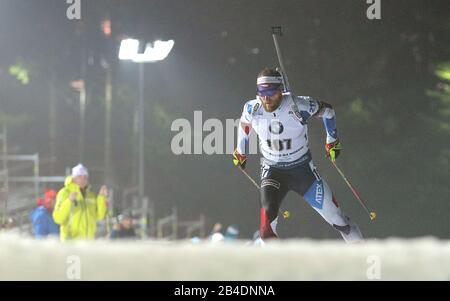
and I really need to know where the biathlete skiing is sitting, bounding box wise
[233,67,364,243]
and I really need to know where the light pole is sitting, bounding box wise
[118,38,174,208]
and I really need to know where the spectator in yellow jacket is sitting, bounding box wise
[53,164,108,241]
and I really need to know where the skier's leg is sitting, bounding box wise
[308,178,363,243]
[259,164,289,239]
[292,161,364,243]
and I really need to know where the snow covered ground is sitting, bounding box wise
[0,233,449,281]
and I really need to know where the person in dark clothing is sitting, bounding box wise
[111,213,137,239]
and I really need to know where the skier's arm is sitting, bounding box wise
[233,103,253,168]
[236,121,252,155]
[314,101,338,144]
[297,96,341,160]
[313,101,342,161]
[233,123,251,168]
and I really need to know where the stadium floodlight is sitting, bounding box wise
[134,40,175,62]
[118,38,175,236]
[118,38,140,61]
[119,39,175,63]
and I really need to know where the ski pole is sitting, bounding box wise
[330,160,376,221]
[237,167,290,219]
[239,167,260,189]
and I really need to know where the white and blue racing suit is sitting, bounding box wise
[236,93,363,243]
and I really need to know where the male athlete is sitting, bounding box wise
[233,68,363,243]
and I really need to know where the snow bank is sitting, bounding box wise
[0,233,449,281]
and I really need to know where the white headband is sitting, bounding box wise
[257,76,283,85]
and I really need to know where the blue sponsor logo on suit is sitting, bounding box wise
[304,180,324,209]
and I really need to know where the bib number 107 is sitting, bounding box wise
[266,139,292,151]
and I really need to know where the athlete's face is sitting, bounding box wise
[258,89,283,112]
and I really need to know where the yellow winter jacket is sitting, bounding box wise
[53,176,107,241]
